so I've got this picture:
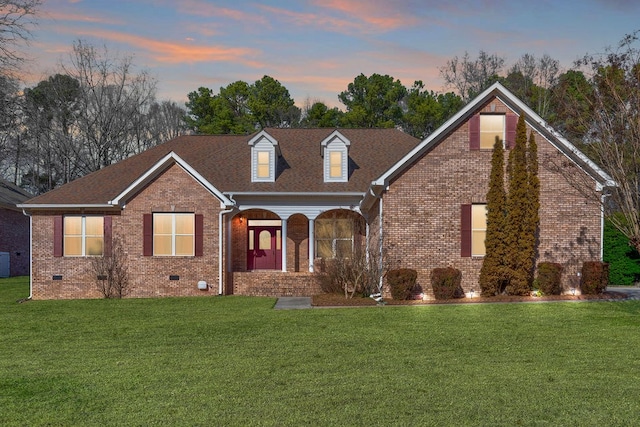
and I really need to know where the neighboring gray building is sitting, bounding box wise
[0,179,31,277]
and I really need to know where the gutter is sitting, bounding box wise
[17,204,116,209]
[227,191,364,197]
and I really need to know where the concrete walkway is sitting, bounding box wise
[607,286,640,299]
[273,297,312,310]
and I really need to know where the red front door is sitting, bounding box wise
[247,226,282,270]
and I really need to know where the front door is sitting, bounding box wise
[247,224,282,270]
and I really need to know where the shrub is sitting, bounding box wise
[315,245,389,299]
[92,236,131,299]
[603,219,640,285]
[536,262,563,295]
[430,267,464,300]
[580,261,609,295]
[387,269,418,300]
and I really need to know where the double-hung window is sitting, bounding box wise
[153,213,195,256]
[256,151,271,179]
[471,204,487,257]
[480,114,505,149]
[329,151,343,179]
[64,216,104,256]
[316,218,354,258]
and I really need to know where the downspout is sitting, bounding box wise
[22,209,32,300]
[378,193,384,293]
[600,191,609,262]
[219,205,235,295]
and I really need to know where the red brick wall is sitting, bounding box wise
[0,207,30,276]
[31,164,224,299]
[232,271,322,296]
[286,214,309,272]
[381,98,601,296]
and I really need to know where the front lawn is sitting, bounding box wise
[1,277,639,426]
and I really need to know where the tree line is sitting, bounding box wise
[0,41,188,195]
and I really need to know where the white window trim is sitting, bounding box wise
[322,131,350,183]
[471,204,487,257]
[255,149,272,180]
[64,216,104,257]
[249,131,279,183]
[480,114,506,149]
[315,218,354,258]
[153,213,195,257]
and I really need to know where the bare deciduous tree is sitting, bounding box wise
[92,236,131,299]
[440,50,505,102]
[316,225,391,300]
[0,0,41,74]
[557,31,640,252]
[63,40,158,174]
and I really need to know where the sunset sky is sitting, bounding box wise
[22,0,640,108]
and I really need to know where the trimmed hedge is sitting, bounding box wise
[580,261,609,295]
[430,267,464,300]
[536,262,563,295]
[387,269,418,300]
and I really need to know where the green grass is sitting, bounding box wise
[2,277,640,426]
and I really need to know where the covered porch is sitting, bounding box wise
[223,198,369,296]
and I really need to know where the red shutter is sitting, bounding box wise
[103,216,112,257]
[506,114,518,149]
[469,114,480,150]
[461,205,472,257]
[53,215,63,257]
[195,214,203,257]
[143,214,153,256]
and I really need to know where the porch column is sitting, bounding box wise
[281,219,287,272]
[308,218,315,272]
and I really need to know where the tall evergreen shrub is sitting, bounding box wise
[525,131,540,278]
[505,114,533,295]
[479,137,508,296]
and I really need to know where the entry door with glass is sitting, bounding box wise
[247,220,282,270]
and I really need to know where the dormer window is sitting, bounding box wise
[249,131,279,182]
[322,131,350,182]
[329,151,342,178]
[257,151,271,179]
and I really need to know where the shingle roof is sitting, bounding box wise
[23,128,420,206]
[0,179,32,210]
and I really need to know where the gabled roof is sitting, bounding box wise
[21,128,420,208]
[0,179,32,210]
[373,82,615,189]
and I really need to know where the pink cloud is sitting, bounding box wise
[44,10,124,25]
[256,4,368,34]
[66,28,264,67]
[312,0,420,31]
[176,0,268,26]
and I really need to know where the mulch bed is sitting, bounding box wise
[311,291,629,307]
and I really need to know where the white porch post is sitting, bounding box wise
[308,218,315,272]
[281,219,287,272]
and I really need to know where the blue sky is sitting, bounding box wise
[22,0,640,108]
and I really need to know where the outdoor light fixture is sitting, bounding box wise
[197,280,208,290]
[571,287,576,296]
[470,289,475,298]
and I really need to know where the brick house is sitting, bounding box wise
[19,83,613,299]
[0,179,31,277]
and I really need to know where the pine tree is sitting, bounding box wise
[479,136,508,296]
[505,114,532,295]
[524,131,540,281]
